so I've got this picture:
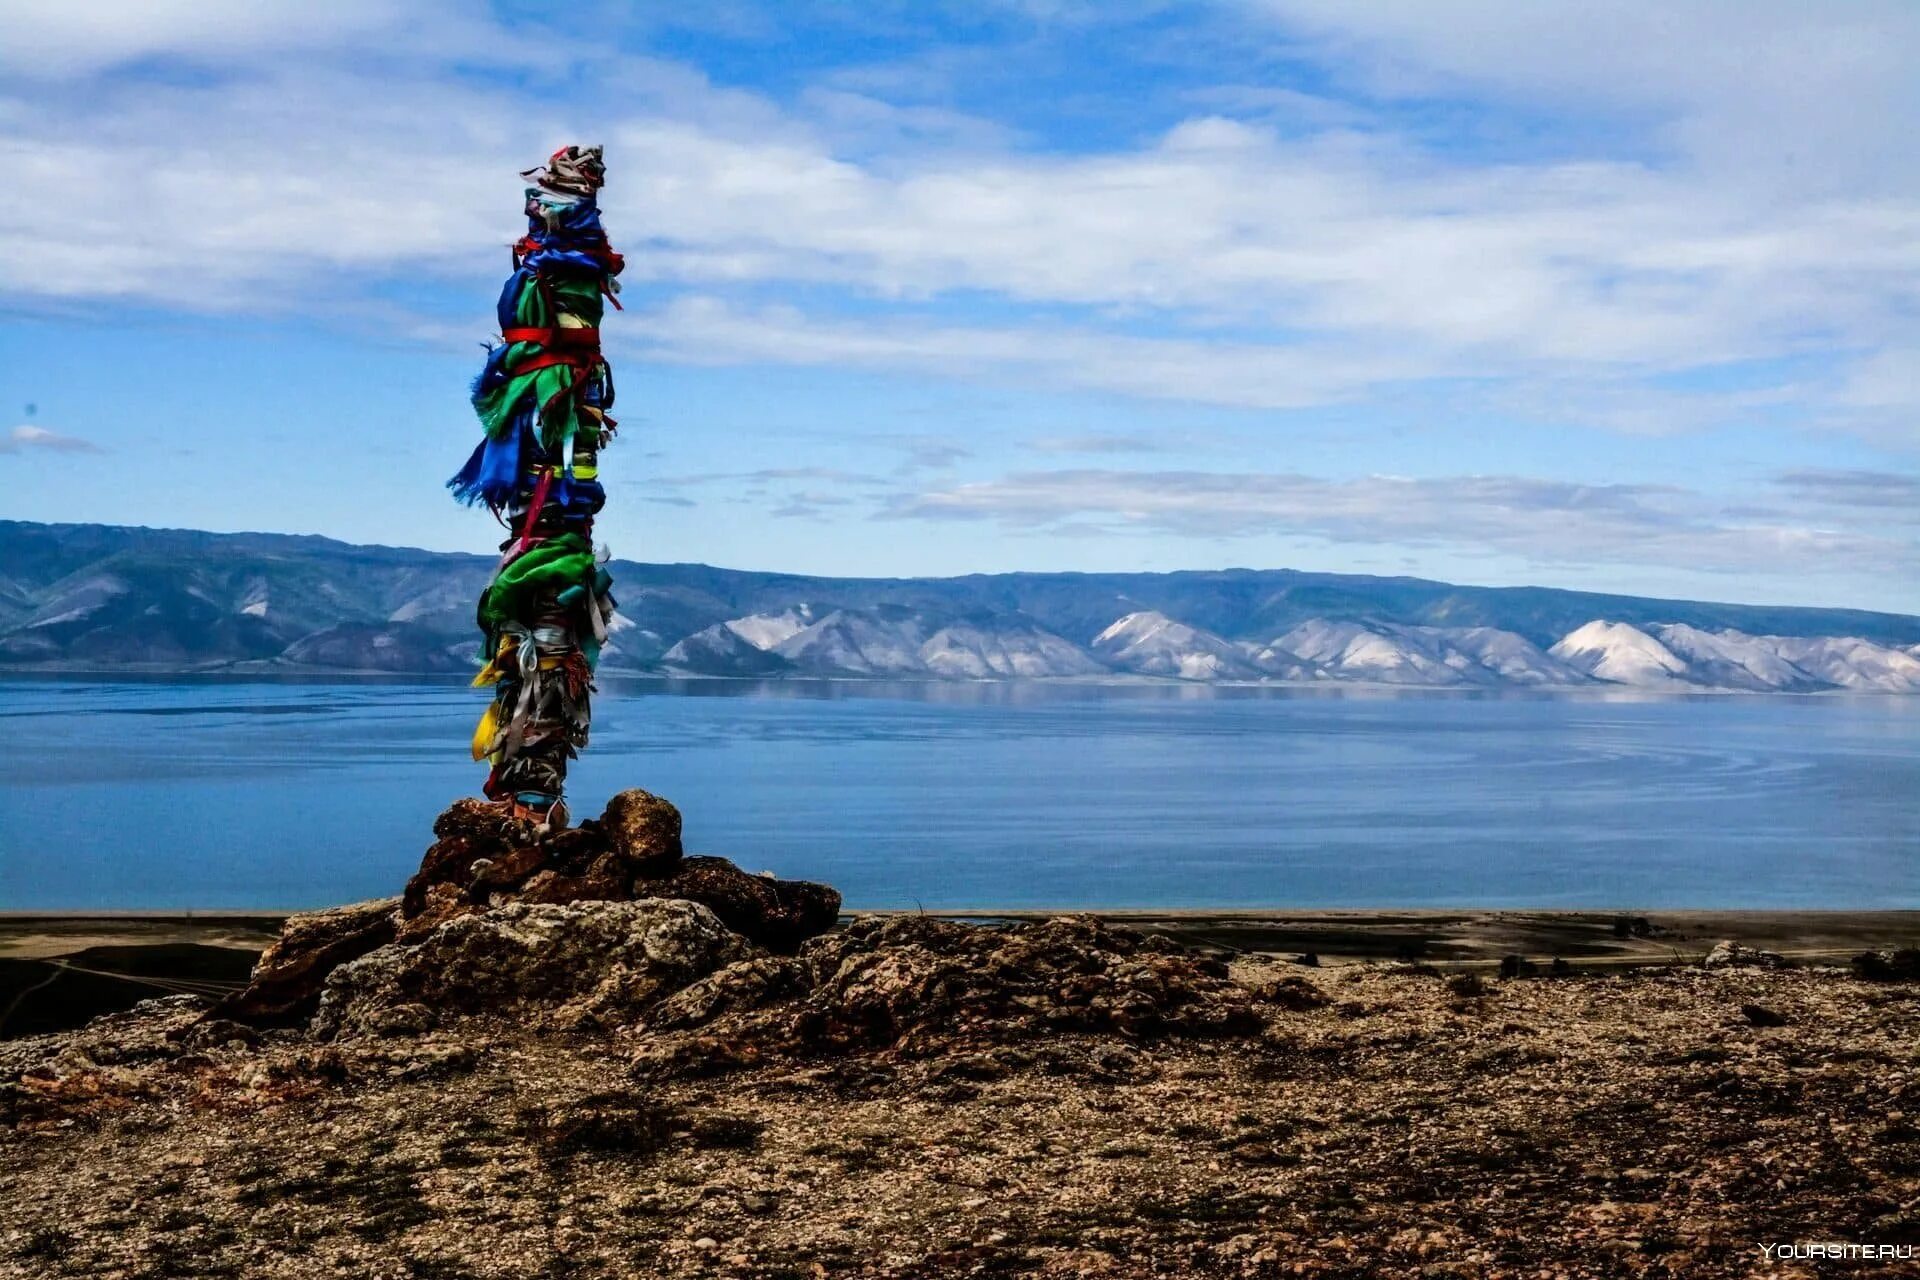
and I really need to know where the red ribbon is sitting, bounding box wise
[501,326,600,348]
[511,467,555,557]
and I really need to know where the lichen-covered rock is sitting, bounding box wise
[313,900,755,1040]
[643,955,815,1032]
[1703,940,1788,969]
[801,914,1264,1049]
[630,914,1266,1081]
[0,995,210,1129]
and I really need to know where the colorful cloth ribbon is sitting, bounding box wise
[450,145,624,813]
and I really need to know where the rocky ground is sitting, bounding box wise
[2,794,1917,1279]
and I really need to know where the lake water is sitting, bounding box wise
[1,678,1915,912]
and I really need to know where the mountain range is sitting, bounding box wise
[5,520,1920,692]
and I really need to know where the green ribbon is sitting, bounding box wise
[479,533,597,631]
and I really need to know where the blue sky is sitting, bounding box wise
[2,1,1917,611]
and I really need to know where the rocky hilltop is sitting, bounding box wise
[2,791,1918,1277]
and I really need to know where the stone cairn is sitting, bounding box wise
[217,789,840,1025]
[212,789,1276,1075]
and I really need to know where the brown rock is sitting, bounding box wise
[518,870,589,905]
[212,898,398,1024]
[467,842,551,897]
[432,795,534,845]
[401,812,836,956]
[580,851,632,900]
[403,835,484,915]
[644,955,815,1032]
[399,881,471,944]
[537,826,607,877]
[1851,948,1920,981]
[602,789,684,871]
[640,856,840,955]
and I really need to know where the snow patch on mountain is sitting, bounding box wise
[1268,619,1473,685]
[1418,625,1591,686]
[663,624,795,677]
[725,605,816,651]
[680,607,1110,679]
[1651,624,1821,691]
[1252,620,1587,686]
[1551,623,1920,692]
[1768,635,1920,692]
[237,578,270,618]
[1092,612,1258,680]
[22,573,129,629]
[774,607,938,676]
[1549,621,1691,686]
[1240,638,1318,680]
[920,618,1107,679]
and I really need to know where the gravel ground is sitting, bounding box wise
[2,946,1917,1278]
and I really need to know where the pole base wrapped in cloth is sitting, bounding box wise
[452,146,624,828]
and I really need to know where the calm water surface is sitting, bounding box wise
[1,678,1914,910]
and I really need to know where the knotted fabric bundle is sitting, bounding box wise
[451,145,624,822]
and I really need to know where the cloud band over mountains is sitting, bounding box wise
[883,468,1912,577]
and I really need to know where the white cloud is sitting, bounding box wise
[1248,1,1920,196]
[619,295,1421,409]
[884,467,1917,577]
[0,2,1915,439]
[1838,349,1920,411]
[1,424,102,455]
[1027,434,1167,455]
[0,0,555,77]
[1773,468,1920,519]
[0,0,399,74]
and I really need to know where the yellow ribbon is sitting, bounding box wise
[470,702,501,761]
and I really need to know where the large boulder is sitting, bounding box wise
[213,897,399,1024]
[602,789,684,870]
[640,856,843,955]
[313,899,753,1039]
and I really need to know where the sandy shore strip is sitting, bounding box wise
[897,908,1920,968]
[4,909,1915,1042]
[5,908,1917,967]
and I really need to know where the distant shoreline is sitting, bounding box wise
[11,520,1920,692]
[0,668,1895,697]
[6,906,1914,951]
